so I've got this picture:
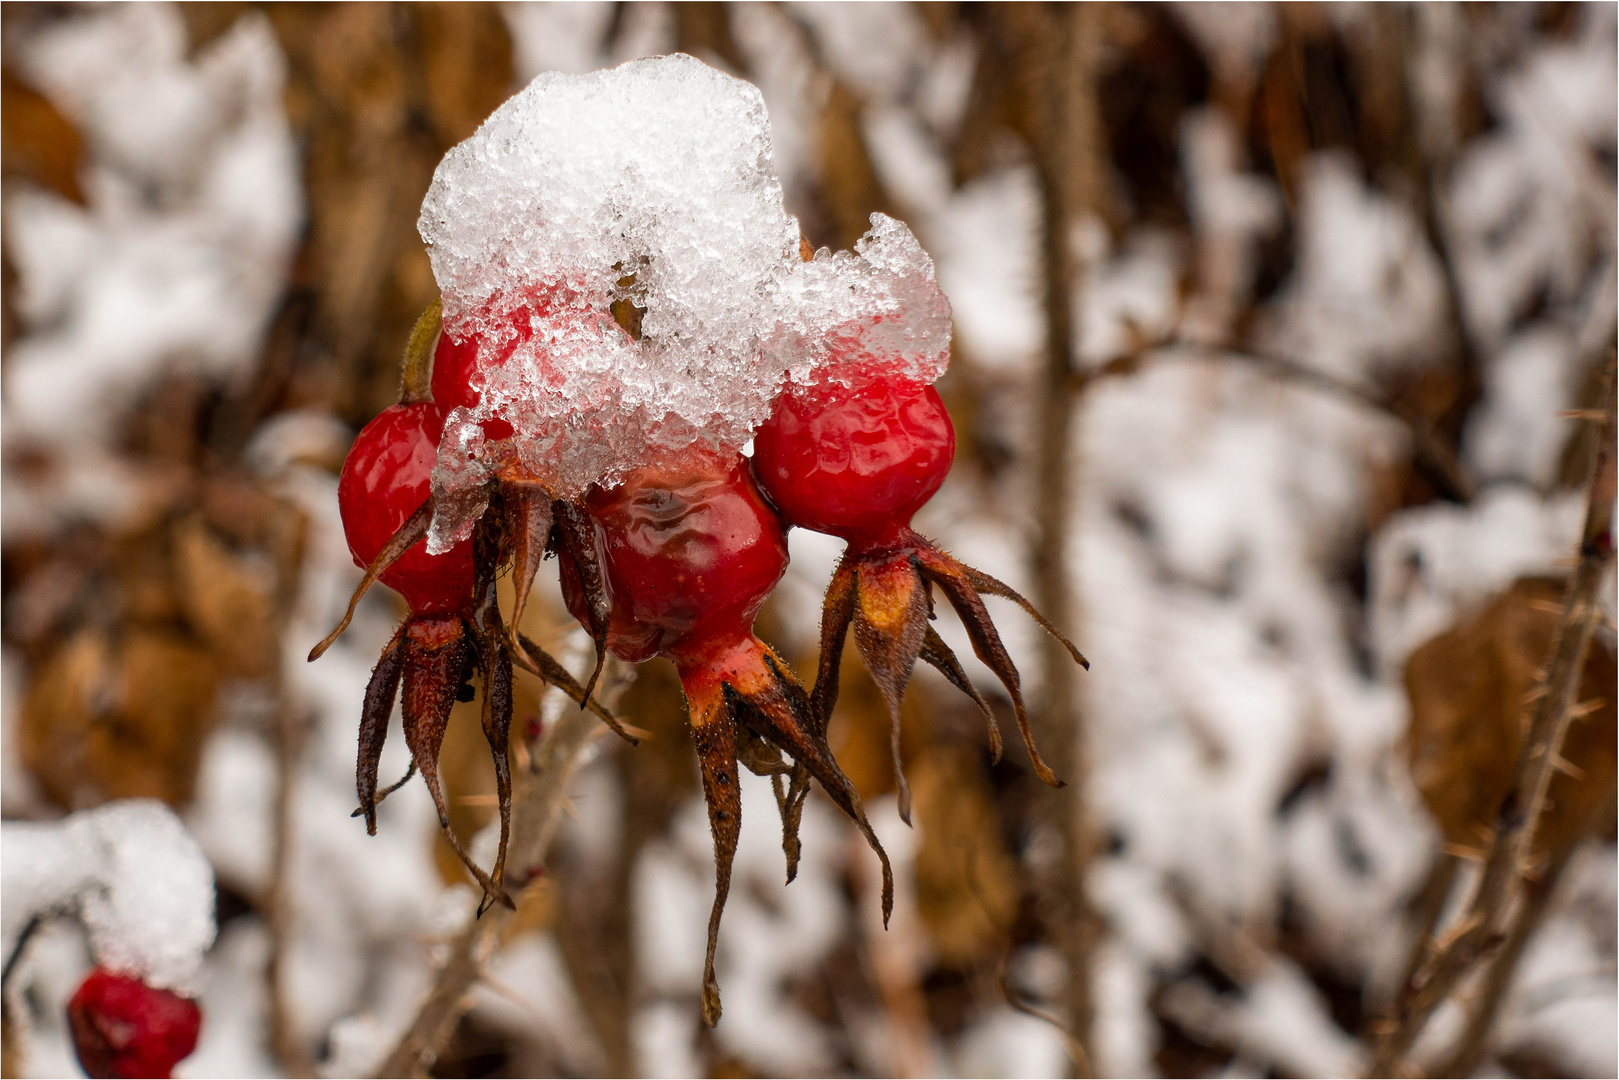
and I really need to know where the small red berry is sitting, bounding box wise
[430,330,514,440]
[752,373,955,547]
[338,402,475,616]
[558,451,788,664]
[67,968,202,1080]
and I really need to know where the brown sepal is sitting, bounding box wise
[810,555,858,726]
[552,499,611,700]
[689,689,741,1028]
[513,632,645,744]
[401,615,513,909]
[502,481,556,648]
[308,497,432,662]
[919,625,1002,763]
[851,552,929,825]
[915,541,1065,789]
[355,623,405,835]
[737,647,893,926]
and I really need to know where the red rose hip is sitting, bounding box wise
[337,401,474,616]
[751,367,1086,825]
[559,449,890,1027]
[752,374,954,546]
[67,968,201,1080]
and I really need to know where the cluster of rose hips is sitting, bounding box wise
[314,282,1086,1025]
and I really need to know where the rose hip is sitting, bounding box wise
[67,968,201,1080]
[559,448,890,1026]
[753,368,1086,823]
[752,374,954,548]
[337,402,474,616]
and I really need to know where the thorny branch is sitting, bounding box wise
[374,657,635,1079]
[1369,351,1616,1076]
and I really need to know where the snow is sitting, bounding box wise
[2,800,217,993]
[421,55,951,549]
[2,6,299,455]
[420,53,801,522]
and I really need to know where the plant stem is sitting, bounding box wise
[1025,3,1106,1073]
[1370,351,1615,1075]
[267,704,315,1078]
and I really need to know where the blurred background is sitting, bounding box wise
[1,3,1615,1077]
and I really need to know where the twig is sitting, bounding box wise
[373,658,633,1079]
[1368,849,1459,1029]
[1078,345,1477,503]
[1369,351,1616,1076]
[267,705,316,1079]
[1018,3,1107,1071]
[1436,835,1581,1078]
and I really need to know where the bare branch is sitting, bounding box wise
[373,658,635,1079]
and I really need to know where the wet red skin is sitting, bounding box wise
[338,402,475,616]
[751,373,955,549]
[430,331,515,441]
[559,452,789,666]
[67,968,201,1080]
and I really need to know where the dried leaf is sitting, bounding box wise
[912,745,1020,968]
[1405,576,1617,860]
[22,629,222,809]
[173,515,279,678]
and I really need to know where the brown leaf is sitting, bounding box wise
[1,70,84,203]
[22,629,222,809]
[912,744,1020,969]
[173,515,279,678]
[1405,576,1617,861]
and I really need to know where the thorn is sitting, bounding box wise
[1568,698,1606,720]
[1440,842,1488,862]
[1550,753,1586,780]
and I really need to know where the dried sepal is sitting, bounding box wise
[355,624,406,834]
[551,499,611,699]
[811,527,1085,794]
[850,551,929,824]
[308,497,433,662]
[688,686,741,1028]
[400,615,513,910]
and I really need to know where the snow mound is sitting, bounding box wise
[418,54,950,548]
[2,800,216,992]
[772,213,951,390]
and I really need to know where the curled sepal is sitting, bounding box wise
[474,606,515,915]
[308,497,432,662]
[686,637,893,925]
[355,624,406,834]
[810,556,857,728]
[502,482,556,649]
[401,615,514,910]
[811,526,1085,791]
[919,626,1001,763]
[773,763,811,884]
[915,539,1065,789]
